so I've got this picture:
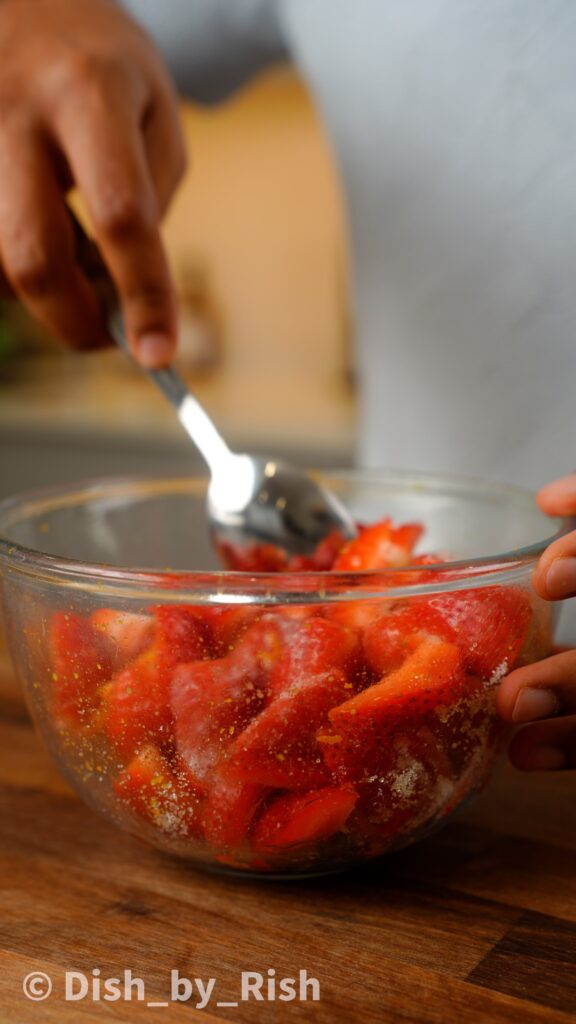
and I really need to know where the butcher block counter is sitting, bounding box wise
[0,642,575,1024]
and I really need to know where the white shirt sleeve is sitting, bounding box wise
[120,0,287,101]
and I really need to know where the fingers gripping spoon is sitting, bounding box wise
[72,214,357,559]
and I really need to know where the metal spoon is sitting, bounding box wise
[71,214,357,558]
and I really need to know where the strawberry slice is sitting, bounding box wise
[363,604,453,675]
[268,617,361,699]
[50,612,114,726]
[153,605,211,663]
[101,647,174,760]
[224,619,362,789]
[201,770,270,849]
[91,610,154,670]
[114,744,202,838]
[333,519,423,571]
[318,640,467,782]
[252,784,358,852]
[417,586,532,678]
[287,529,348,571]
[225,669,351,789]
[202,606,260,656]
[170,616,287,782]
[216,541,289,572]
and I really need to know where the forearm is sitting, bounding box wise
[119,0,287,102]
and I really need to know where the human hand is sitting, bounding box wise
[0,0,186,366]
[497,474,576,770]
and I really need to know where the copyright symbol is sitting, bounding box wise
[23,972,52,1001]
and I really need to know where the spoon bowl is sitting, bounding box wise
[208,454,357,556]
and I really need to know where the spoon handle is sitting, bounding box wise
[69,208,233,476]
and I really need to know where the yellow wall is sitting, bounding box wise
[162,67,348,381]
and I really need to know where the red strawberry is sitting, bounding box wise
[101,648,174,760]
[318,640,467,782]
[170,617,287,781]
[154,605,211,663]
[114,744,202,838]
[202,606,260,656]
[417,586,532,678]
[363,604,454,675]
[252,784,358,852]
[225,669,351,790]
[287,529,348,571]
[216,541,288,572]
[269,617,361,699]
[50,612,114,726]
[333,519,423,571]
[325,598,399,635]
[91,610,154,670]
[201,770,270,849]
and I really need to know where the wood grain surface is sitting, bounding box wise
[0,643,575,1024]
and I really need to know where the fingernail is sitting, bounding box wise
[137,332,172,368]
[519,746,567,771]
[545,557,576,598]
[512,687,559,722]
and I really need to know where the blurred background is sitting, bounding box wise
[0,67,356,500]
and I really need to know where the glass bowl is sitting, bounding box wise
[0,471,565,878]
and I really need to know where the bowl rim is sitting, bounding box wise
[0,471,569,603]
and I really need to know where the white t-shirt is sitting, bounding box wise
[123,0,576,491]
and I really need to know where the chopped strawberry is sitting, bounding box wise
[90,610,154,670]
[154,605,211,663]
[217,529,348,574]
[223,619,363,789]
[216,541,289,572]
[417,586,532,678]
[319,640,467,782]
[170,616,287,781]
[202,606,260,656]
[268,617,361,699]
[50,612,114,725]
[114,744,202,837]
[252,784,358,852]
[333,519,423,571]
[201,770,270,848]
[101,648,174,760]
[363,604,454,674]
[225,669,351,789]
[324,598,398,636]
[287,529,347,571]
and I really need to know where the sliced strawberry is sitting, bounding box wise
[225,669,351,789]
[224,619,362,789]
[268,617,361,699]
[363,604,453,675]
[333,519,423,571]
[114,744,202,838]
[319,640,467,782]
[287,529,348,572]
[216,541,289,572]
[170,616,287,781]
[91,610,154,670]
[101,648,174,760]
[153,605,211,664]
[252,784,357,852]
[217,529,348,574]
[325,599,398,635]
[201,769,270,848]
[202,606,260,656]
[50,612,114,725]
[418,585,532,678]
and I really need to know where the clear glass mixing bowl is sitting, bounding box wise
[0,471,564,877]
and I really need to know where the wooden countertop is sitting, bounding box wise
[1,647,575,1024]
